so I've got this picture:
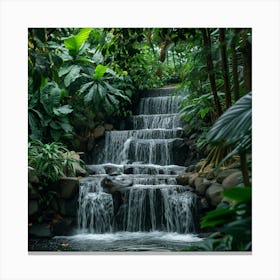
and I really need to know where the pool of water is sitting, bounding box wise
[29,231,202,252]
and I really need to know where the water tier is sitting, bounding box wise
[78,89,197,236]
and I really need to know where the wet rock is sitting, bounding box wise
[104,164,123,176]
[188,173,199,187]
[101,176,133,193]
[73,162,87,177]
[28,200,39,216]
[194,177,211,195]
[176,172,192,185]
[93,125,105,139]
[85,165,105,175]
[205,170,216,180]
[28,166,39,183]
[216,169,239,184]
[63,151,87,176]
[206,183,224,207]
[58,177,79,199]
[222,171,243,190]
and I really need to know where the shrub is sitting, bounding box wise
[28,140,83,183]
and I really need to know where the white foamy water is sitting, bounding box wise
[59,231,201,242]
[53,231,201,251]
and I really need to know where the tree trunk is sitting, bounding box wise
[241,28,252,93]
[219,28,232,108]
[201,28,223,116]
[231,29,240,101]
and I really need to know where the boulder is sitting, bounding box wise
[93,125,105,139]
[85,165,99,175]
[58,177,79,199]
[206,183,224,207]
[104,164,123,176]
[205,170,216,180]
[216,169,239,184]
[101,176,133,193]
[194,177,211,195]
[63,151,87,176]
[28,166,39,184]
[188,173,199,187]
[222,171,243,190]
[73,162,87,177]
[228,161,241,169]
[28,200,39,216]
[176,172,192,185]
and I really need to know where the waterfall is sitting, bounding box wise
[77,88,197,235]
[77,180,114,233]
[132,113,181,129]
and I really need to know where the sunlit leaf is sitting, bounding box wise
[64,28,92,56]
[93,64,107,80]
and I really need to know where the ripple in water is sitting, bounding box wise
[50,231,202,252]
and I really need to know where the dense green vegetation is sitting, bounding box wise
[28,28,252,251]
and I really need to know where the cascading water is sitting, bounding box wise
[74,88,200,251]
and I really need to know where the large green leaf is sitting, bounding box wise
[64,65,81,87]
[53,105,73,116]
[207,92,252,145]
[84,84,97,103]
[58,64,73,77]
[79,81,94,94]
[222,218,251,240]
[40,82,61,114]
[60,122,73,133]
[222,187,252,203]
[93,65,107,80]
[201,208,236,228]
[64,28,92,56]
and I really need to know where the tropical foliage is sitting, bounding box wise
[28,28,252,249]
[188,186,251,251]
[28,140,82,183]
